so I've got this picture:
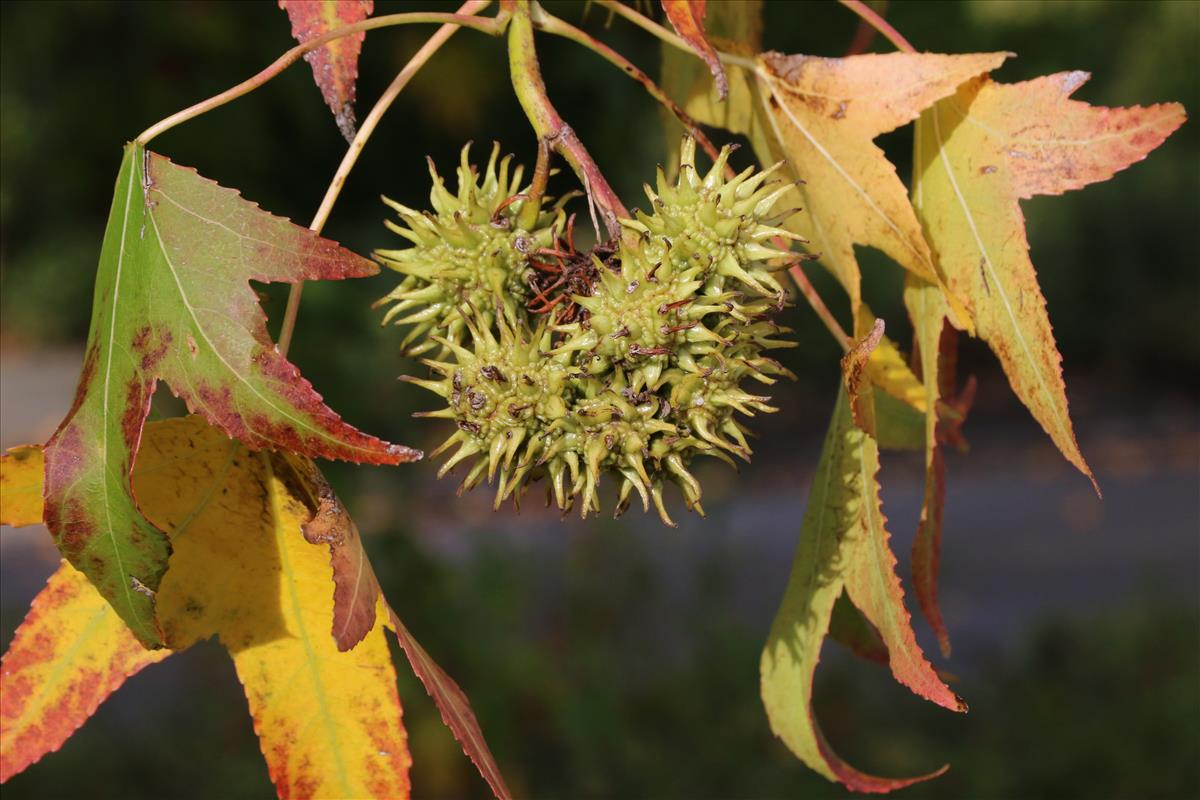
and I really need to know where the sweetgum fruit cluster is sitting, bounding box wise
[377,138,801,525]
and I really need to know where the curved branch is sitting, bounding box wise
[136,11,503,144]
[278,0,493,357]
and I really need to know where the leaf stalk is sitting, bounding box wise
[277,0,494,357]
[506,1,628,240]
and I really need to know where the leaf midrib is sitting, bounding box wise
[927,103,1074,452]
[145,165,378,459]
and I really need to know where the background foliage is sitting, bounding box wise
[1,1,1197,798]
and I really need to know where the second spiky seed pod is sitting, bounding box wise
[374,143,567,355]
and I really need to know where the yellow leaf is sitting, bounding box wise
[1,419,413,798]
[913,73,1185,489]
[753,51,1007,320]
[133,418,412,799]
[0,444,44,527]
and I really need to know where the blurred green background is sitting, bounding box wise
[1,1,1197,798]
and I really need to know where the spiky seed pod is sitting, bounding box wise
[374,144,568,355]
[402,308,575,508]
[624,137,804,300]
[395,136,805,526]
[548,243,735,392]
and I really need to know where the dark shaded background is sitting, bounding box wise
[1,1,1197,798]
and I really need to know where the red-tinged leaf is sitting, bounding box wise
[384,603,513,800]
[844,416,964,715]
[43,143,420,647]
[279,0,374,141]
[841,316,885,436]
[0,563,172,782]
[913,74,1185,490]
[662,0,729,100]
[278,453,382,651]
[761,392,958,793]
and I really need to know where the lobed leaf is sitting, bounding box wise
[279,0,374,142]
[913,74,1184,490]
[753,51,1008,321]
[43,143,418,646]
[761,391,960,793]
[4,420,417,796]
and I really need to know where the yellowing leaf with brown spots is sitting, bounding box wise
[133,419,412,800]
[0,445,44,526]
[913,73,1185,488]
[753,51,1008,319]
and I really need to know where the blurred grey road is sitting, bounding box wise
[2,344,1198,668]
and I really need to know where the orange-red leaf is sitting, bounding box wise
[384,603,513,800]
[279,0,374,141]
[0,563,171,782]
[913,74,1184,490]
[662,0,728,100]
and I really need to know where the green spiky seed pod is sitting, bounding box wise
[624,137,802,300]
[547,242,735,392]
[395,136,804,526]
[401,309,575,508]
[374,144,567,356]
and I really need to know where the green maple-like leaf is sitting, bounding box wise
[43,143,420,647]
[760,390,962,792]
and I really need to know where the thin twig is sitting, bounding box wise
[136,11,502,145]
[789,262,851,353]
[531,6,723,163]
[838,0,915,53]
[595,0,757,70]
[277,0,492,356]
